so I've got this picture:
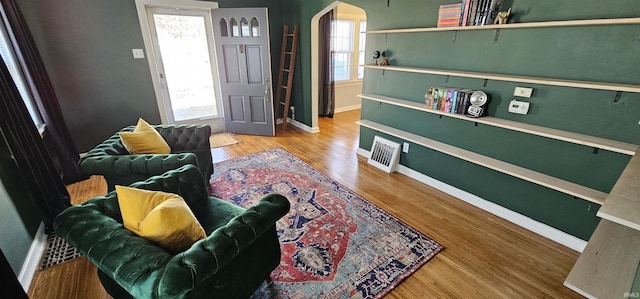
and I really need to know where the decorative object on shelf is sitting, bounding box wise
[425,87,435,106]
[493,7,511,25]
[373,50,391,65]
[467,90,489,117]
[372,50,381,65]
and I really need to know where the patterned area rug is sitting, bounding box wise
[210,148,444,299]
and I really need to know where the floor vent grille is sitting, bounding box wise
[368,136,401,173]
[39,233,82,269]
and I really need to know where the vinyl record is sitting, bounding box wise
[470,91,488,106]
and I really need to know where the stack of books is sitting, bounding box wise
[464,0,504,26]
[437,0,504,28]
[426,87,475,115]
[437,3,464,27]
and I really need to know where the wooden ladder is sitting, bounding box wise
[276,25,299,129]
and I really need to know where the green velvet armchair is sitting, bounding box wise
[54,165,290,299]
[79,124,213,191]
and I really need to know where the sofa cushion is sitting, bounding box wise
[119,118,171,154]
[116,185,206,253]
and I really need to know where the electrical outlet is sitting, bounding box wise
[132,49,145,59]
[402,142,409,153]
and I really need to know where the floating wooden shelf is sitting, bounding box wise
[364,65,640,93]
[564,219,640,298]
[357,119,607,205]
[367,17,640,34]
[359,93,639,156]
[597,147,640,231]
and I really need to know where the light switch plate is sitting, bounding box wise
[514,87,533,98]
[132,49,145,59]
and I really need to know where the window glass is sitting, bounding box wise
[358,21,367,80]
[240,17,250,37]
[331,20,353,82]
[219,18,228,37]
[230,18,239,37]
[250,18,259,37]
[0,23,42,127]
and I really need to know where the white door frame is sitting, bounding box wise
[135,0,224,130]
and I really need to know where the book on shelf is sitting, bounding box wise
[461,0,472,27]
[428,87,475,115]
[437,3,464,27]
[467,0,479,26]
[437,0,503,28]
[457,89,474,115]
[463,0,503,26]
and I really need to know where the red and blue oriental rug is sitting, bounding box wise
[210,148,443,298]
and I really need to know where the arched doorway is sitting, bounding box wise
[311,2,366,132]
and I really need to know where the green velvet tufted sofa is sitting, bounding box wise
[54,165,290,298]
[80,124,213,191]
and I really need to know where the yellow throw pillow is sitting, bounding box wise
[116,185,206,253]
[119,118,171,154]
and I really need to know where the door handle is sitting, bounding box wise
[239,44,244,54]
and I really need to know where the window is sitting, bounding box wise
[0,23,43,129]
[357,21,366,80]
[331,20,353,82]
[330,19,366,82]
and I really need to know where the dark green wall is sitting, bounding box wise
[0,136,41,274]
[279,0,322,125]
[338,0,638,240]
[18,0,159,152]
[18,0,283,152]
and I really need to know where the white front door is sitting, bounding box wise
[211,8,275,136]
[135,0,223,131]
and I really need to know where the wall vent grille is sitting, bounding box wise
[368,136,401,173]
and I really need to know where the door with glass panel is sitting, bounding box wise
[144,6,223,128]
[211,8,275,136]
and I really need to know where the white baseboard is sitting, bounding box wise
[356,148,587,252]
[277,118,319,133]
[334,104,361,114]
[18,222,47,292]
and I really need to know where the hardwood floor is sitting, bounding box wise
[28,109,581,298]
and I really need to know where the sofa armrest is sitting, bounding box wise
[79,153,199,177]
[157,193,290,297]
